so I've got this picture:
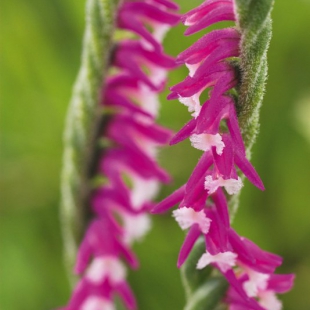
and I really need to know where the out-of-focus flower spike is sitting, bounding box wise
[74,238,92,275]
[74,220,121,273]
[150,0,180,10]
[118,1,179,51]
[114,281,137,310]
[105,88,153,118]
[121,213,152,244]
[107,115,172,148]
[101,148,171,183]
[111,115,173,145]
[114,40,176,90]
[62,0,180,308]
[80,297,115,310]
[115,240,140,270]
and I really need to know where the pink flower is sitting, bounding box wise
[225,272,295,310]
[153,0,294,309]
[182,0,235,35]
[62,1,179,309]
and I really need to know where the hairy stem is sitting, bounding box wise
[228,0,274,216]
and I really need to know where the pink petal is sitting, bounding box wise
[226,103,246,155]
[186,151,213,191]
[229,230,282,274]
[115,281,137,310]
[213,134,237,179]
[267,274,295,293]
[177,224,201,267]
[151,184,185,213]
[234,150,265,190]
[151,0,179,10]
[211,188,230,228]
[170,118,197,145]
[169,62,231,99]
[184,2,235,35]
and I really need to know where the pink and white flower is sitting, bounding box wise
[62,1,179,309]
[153,0,294,309]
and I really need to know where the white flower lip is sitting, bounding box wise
[243,270,269,297]
[185,62,200,77]
[172,207,211,234]
[86,257,126,285]
[178,93,201,118]
[122,213,152,244]
[138,82,160,118]
[190,133,225,155]
[152,23,170,43]
[131,176,159,210]
[197,251,237,273]
[81,297,115,310]
[204,175,243,195]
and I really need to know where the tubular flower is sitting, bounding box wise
[62,1,179,309]
[152,0,294,309]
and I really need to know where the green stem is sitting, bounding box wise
[229,1,274,216]
[60,0,120,283]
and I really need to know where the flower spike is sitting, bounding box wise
[153,0,293,309]
[61,0,179,309]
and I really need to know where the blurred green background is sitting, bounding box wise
[1,0,310,309]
